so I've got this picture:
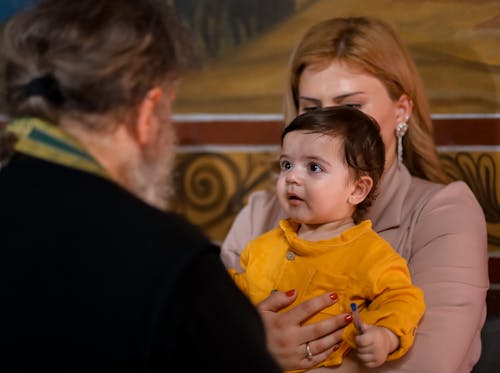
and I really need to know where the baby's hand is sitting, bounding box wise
[355,324,399,368]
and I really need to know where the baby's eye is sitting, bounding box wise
[280,160,293,171]
[309,163,323,172]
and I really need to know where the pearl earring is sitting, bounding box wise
[396,121,408,165]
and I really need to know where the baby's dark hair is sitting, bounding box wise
[281,106,385,222]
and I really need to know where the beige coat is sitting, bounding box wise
[221,161,489,373]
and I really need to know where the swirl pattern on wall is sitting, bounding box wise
[441,152,500,246]
[170,152,276,238]
[169,150,499,248]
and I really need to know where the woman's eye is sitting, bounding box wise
[344,103,362,109]
[301,106,320,112]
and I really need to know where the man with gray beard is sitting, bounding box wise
[0,1,282,372]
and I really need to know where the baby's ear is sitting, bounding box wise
[348,176,373,206]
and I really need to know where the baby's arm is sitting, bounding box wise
[355,323,399,368]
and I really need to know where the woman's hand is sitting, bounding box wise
[257,290,353,371]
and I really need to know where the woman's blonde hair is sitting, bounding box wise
[283,16,448,183]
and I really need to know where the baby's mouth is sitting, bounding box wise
[287,193,303,202]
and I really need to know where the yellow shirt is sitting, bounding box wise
[230,219,425,371]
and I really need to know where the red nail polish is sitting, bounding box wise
[333,344,340,352]
[285,289,296,297]
[329,292,338,301]
[344,314,353,323]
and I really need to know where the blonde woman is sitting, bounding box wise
[222,17,488,373]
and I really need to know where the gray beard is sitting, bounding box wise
[127,124,177,211]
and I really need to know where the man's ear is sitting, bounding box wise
[348,176,373,206]
[136,87,163,146]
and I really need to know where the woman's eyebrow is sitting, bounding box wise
[333,91,363,101]
[298,96,321,105]
[299,91,364,104]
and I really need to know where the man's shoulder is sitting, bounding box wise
[3,155,213,255]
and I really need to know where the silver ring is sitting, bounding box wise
[306,342,313,360]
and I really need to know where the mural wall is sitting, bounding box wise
[173,0,500,115]
[166,0,500,253]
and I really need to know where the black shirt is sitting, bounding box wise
[0,153,281,372]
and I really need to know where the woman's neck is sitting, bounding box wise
[298,217,355,242]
